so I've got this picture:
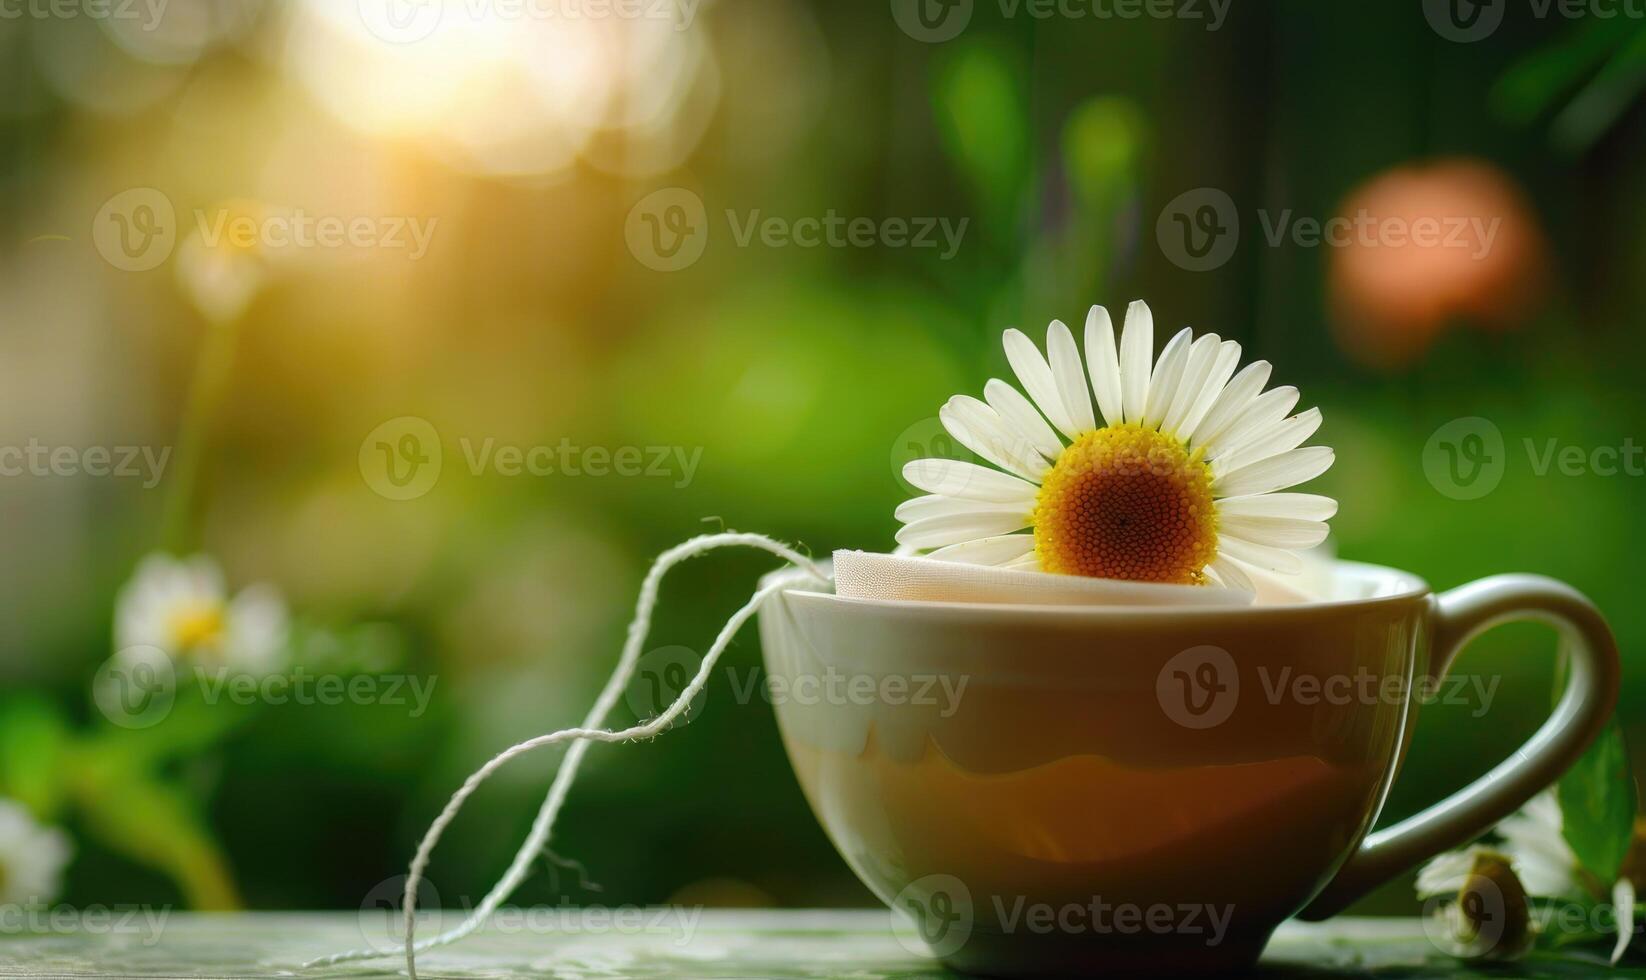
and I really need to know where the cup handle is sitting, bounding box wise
[1298,573,1620,920]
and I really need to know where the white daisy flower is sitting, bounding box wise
[0,799,71,907]
[114,553,289,674]
[897,301,1336,589]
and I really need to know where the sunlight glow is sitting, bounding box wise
[286,0,717,178]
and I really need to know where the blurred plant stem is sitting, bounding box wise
[68,745,242,910]
[68,695,258,910]
[128,314,248,908]
[160,316,244,553]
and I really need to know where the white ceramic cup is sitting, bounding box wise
[757,561,1619,976]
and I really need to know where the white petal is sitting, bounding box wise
[1613,878,1635,965]
[1216,492,1338,522]
[1208,556,1255,593]
[1118,300,1154,424]
[983,379,1063,460]
[1497,791,1581,896]
[1003,328,1078,439]
[1510,845,1581,897]
[1176,340,1242,440]
[926,533,1036,566]
[1217,515,1330,550]
[182,555,227,599]
[896,511,1032,549]
[1214,447,1335,498]
[1046,319,1096,435]
[1188,360,1271,449]
[1000,554,1041,571]
[1141,327,1192,430]
[225,584,289,674]
[941,397,1049,481]
[1417,847,1489,898]
[1208,386,1300,458]
[903,459,1040,503]
[1084,306,1124,427]
[1507,790,1565,837]
[1213,408,1324,476]
[1161,333,1221,437]
[895,494,1029,523]
[1217,535,1304,575]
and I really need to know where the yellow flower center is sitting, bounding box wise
[167,603,227,655]
[1033,424,1219,584]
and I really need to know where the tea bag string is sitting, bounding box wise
[306,532,829,979]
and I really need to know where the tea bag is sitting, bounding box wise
[833,550,1257,607]
[835,535,1338,607]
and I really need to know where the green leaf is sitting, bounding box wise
[1559,721,1637,883]
[1491,18,1632,125]
[0,696,72,818]
[84,683,259,768]
[1550,26,1646,155]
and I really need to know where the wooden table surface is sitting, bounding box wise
[0,910,1627,978]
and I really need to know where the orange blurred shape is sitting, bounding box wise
[1327,158,1548,370]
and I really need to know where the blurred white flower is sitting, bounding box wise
[1419,792,1581,899]
[1497,791,1586,896]
[1418,790,1638,964]
[0,800,71,907]
[1416,845,1494,898]
[175,229,264,324]
[174,199,278,324]
[115,553,288,674]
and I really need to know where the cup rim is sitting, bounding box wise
[779,559,1432,623]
